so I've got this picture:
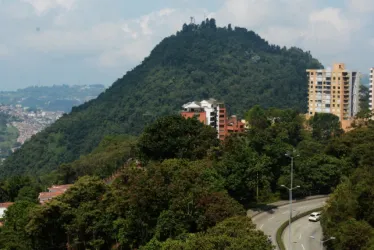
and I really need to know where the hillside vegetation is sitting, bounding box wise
[0,107,351,249]
[321,126,374,249]
[0,19,322,178]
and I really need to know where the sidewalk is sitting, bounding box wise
[247,194,328,218]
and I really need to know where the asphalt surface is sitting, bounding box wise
[283,215,323,250]
[251,197,327,250]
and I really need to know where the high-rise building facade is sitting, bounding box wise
[369,68,374,111]
[180,98,245,140]
[307,63,360,123]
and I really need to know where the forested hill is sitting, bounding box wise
[0,19,323,178]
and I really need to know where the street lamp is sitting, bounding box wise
[310,236,335,250]
[281,184,300,250]
[283,149,300,250]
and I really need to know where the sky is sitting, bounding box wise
[0,0,374,91]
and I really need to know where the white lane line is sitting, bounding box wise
[268,216,275,221]
[301,244,305,250]
[260,224,264,229]
[299,233,302,240]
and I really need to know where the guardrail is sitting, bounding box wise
[276,207,323,250]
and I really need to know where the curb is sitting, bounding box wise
[248,195,328,219]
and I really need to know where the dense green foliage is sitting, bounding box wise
[0,19,322,179]
[138,115,219,162]
[0,176,41,203]
[321,126,374,250]
[143,216,273,250]
[0,160,251,249]
[308,113,343,142]
[1,105,373,249]
[48,135,136,184]
[215,107,347,203]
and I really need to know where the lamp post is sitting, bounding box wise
[281,184,300,250]
[283,149,300,250]
[310,236,336,250]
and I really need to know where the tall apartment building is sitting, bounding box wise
[181,98,245,140]
[369,68,374,111]
[307,63,360,126]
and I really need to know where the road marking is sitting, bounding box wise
[301,244,305,250]
[282,211,289,214]
[268,216,275,221]
[260,224,264,229]
[299,233,302,240]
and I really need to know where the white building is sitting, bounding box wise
[0,203,13,219]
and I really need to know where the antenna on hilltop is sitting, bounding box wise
[190,16,195,24]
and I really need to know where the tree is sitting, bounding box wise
[245,105,270,130]
[308,113,343,141]
[0,201,36,250]
[137,115,219,161]
[150,216,274,250]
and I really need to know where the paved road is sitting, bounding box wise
[283,215,323,250]
[251,197,327,250]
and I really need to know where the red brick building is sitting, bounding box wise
[181,99,245,140]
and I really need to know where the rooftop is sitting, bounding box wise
[0,202,13,208]
[39,191,65,200]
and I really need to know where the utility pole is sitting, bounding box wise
[282,149,300,250]
[256,171,259,201]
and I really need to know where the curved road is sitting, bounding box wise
[251,197,327,250]
[283,215,323,250]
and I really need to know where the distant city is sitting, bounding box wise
[0,84,106,161]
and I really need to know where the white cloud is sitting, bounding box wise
[347,0,374,13]
[21,7,191,67]
[22,0,76,15]
[2,0,374,89]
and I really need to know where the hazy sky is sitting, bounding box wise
[1,0,374,91]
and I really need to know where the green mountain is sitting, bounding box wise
[0,19,322,178]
